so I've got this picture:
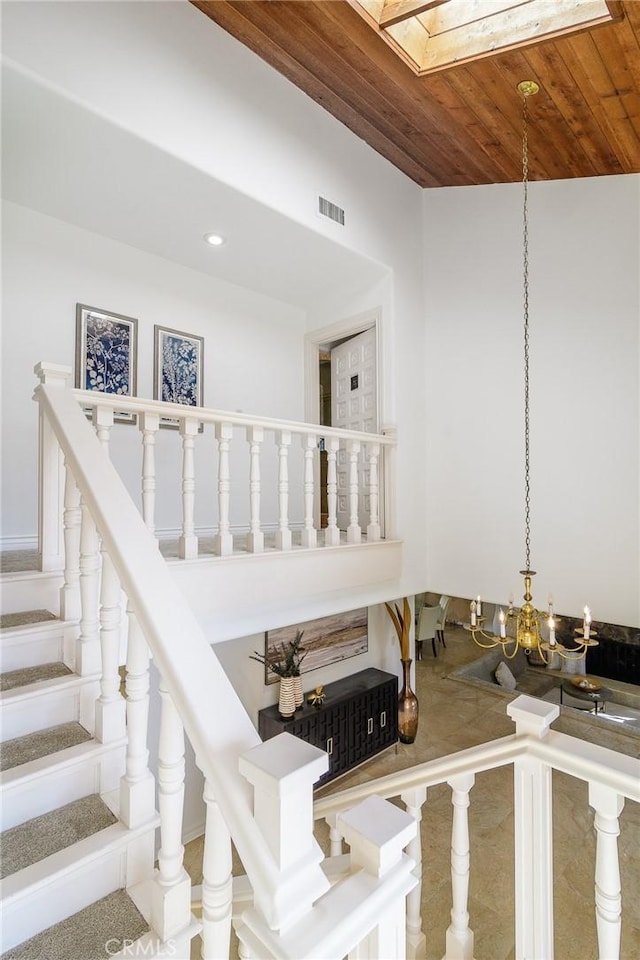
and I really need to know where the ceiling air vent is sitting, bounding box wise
[318,195,345,226]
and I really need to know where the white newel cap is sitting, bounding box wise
[338,794,417,878]
[507,694,559,737]
[239,733,329,884]
[239,732,328,794]
[34,362,72,386]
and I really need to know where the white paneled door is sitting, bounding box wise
[331,327,377,531]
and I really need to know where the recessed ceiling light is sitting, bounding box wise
[204,233,225,247]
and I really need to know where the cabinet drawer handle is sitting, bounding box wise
[327,737,333,755]
[381,710,386,728]
[367,717,374,735]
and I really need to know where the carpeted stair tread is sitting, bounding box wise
[0,550,40,575]
[0,609,58,630]
[0,661,72,692]
[1,721,92,772]
[0,794,117,879]
[1,888,149,959]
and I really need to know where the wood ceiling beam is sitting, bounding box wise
[379,0,447,29]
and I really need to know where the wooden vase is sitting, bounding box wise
[398,659,419,744]
[279,677,296,719]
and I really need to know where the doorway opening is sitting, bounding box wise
[305,310,381,532]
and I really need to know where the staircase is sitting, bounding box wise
[1,364,637,960]
[0,573,161,959]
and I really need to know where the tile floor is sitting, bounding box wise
[184,627,640,960]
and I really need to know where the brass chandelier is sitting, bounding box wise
[466,81,597,665]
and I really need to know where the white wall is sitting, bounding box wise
[0,1,421,266]
[423,175,640,628]
[214,602,401,727]
[1,0,428,597]
[0,201,307,544]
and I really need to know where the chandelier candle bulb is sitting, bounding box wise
[499,609,506,638]
[548,596,554,615]
[470,600,477,627]
[476,596,482,617]
[583,606,591,640]
[548,617,556,646]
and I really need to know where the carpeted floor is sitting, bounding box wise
[0,794,117,879]
[0,721,92,772]
[1,889,149,960]
[0,609,57,630]
[0,551,40,574]
[0,662,72,692]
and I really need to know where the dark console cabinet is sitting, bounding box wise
[257,668,398,786]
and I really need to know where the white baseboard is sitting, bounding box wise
[0,535,38,552]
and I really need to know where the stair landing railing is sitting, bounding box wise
[33,362,415,959]
[36,364,396,573]
[314,696,640,960]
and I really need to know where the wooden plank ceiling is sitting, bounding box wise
[191,0,640,187]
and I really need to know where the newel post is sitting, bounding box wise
[34,362,71,572]
[238,733,330,934]
[507,695,559,960]
[339,795,418,960]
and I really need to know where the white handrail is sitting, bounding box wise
[314,734,524,819]
[314,729,640,823]
[314,700,640,960]
[35,381,320,927]
[71,387,395,446]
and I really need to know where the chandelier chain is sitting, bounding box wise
[466,79,595,663]
[522,89,531,573]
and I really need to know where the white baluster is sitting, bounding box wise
[34,362,70,572]
[151,678,191,942]
[301,433,317,549]
[214,423,233,556]
[445,774,475,960]
[347,439,361,543]
[324,436,340,546]
[179,417,199,559]
[76,500,101,676]
[246,426,264,553]
[508,697,559,960]
[95,549,126,743]
[323,812,344,857]
[93,405,113,453]
[139,411,160,535]
[366,441,381,542]
[401,786,427,960]
[60,463,82,622]
[120,603,155,829]
[201,779,233,960]
[275,430,292,550]
[589,783,624,960]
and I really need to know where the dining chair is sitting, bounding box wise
[416,595,451,659]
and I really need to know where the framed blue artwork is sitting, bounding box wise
[153,325,204,427]
[75,304,138,423]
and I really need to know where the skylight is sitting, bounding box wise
[350,0,620,75]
